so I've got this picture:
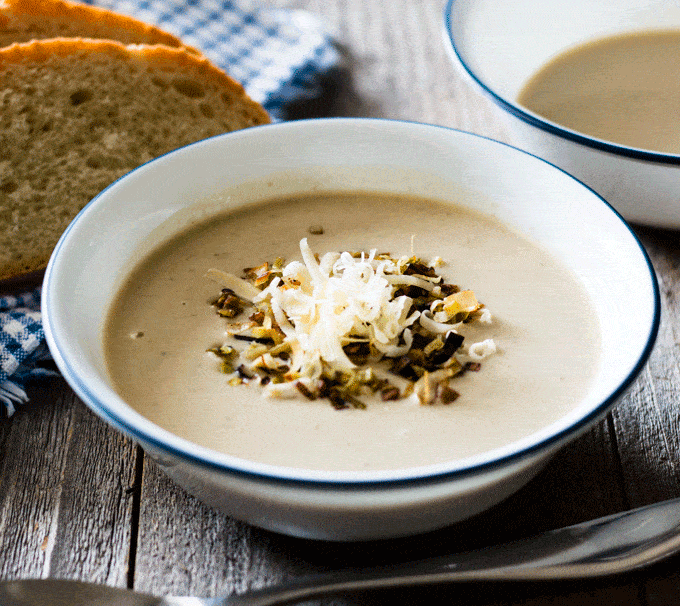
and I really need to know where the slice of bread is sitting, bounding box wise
[0,0,192,49]
[0,38,270,281]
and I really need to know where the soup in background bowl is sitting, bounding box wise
[517,30,680,154]
[444,0,680,229]
[42,118,659,540]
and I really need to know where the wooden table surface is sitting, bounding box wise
[2,1,680,604]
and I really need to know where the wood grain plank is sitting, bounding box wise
[0,379,138,585]
[609,229,680,506]
[620,229,680,605]
[47,393,139,585]
[134,459,315,598]
[0,381,74,579]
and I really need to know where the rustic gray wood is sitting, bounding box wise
[1,0,679,604]
[0,381,138,584]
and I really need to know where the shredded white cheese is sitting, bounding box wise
[467,339,498,361]
[206,268,261,300]
[254,239,422,384]
[209,239,497,407]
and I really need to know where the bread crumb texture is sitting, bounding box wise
[0,39,270,280]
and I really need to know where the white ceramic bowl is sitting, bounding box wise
[444,0,680,229]
[42,119,659,541]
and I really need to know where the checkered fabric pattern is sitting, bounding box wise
[0,0,340,415]
[82,0,340,120]
[0,288,55,415]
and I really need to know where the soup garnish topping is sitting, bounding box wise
[207,238,496,408]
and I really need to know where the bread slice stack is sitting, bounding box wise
[0,0,270,281]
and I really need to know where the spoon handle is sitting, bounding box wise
[222,498,680,606]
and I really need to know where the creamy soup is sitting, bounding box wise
[104,192,600,472]
[517,30,680,153]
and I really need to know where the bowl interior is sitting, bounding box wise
[43,119,658,482]
[446,0,680,109]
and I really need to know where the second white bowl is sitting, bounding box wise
[445,0,680,228]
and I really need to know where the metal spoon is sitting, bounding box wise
[3,497,680,606]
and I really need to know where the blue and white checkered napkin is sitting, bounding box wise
[0,288,55,415]
[0,0,340,416]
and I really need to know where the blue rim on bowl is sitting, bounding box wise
[42,118,661,490]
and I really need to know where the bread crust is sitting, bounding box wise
[0,38,270,281]
[0,37,270,123]
[1,36,258,104]
[0,0,197,50]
